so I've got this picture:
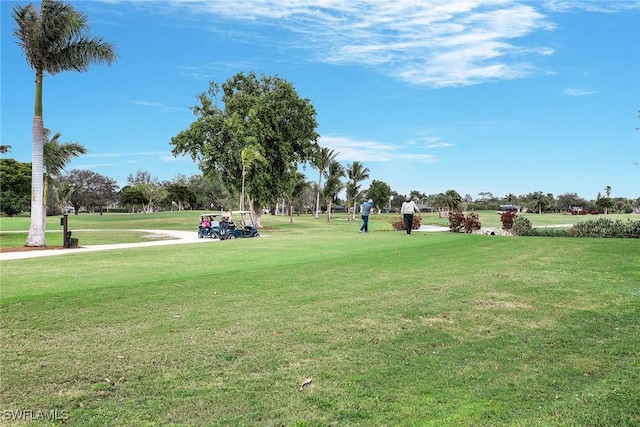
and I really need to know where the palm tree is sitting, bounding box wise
[42,128,87,231]
[322,160,345,222]
[12,0,117,246]
[283,170,308,224]
[433,193,449,213]
[346,161,370,220]
[312,147,338,219]
[240,144,265,212]
[56,180,75,213]
[529,191,548,214]
[443,189,463,211]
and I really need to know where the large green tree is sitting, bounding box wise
[556,192,587,212]
[12,0,117,246]
[187,173,232,211]
[171,72,319,227]
[165,183,197,211]
[367,180,392,214]
[119,185,148,213]
[0,159,32,216]
[63,169,118,215]
[127,170,165,212]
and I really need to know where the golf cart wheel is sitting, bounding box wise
[255,233,260,237]
[227,234,236,240]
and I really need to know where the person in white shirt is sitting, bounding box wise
[400,195,420,235]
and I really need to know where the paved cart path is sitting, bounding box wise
[0,230,214,261]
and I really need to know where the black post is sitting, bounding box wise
[62,214,69,248]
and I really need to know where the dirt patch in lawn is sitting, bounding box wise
[0,245,66,253]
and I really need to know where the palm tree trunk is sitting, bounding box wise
[42,173,52,234]
[315,172,321,219]
[26,73,46,246]
[26,116,45,246]
[249,198,263,228]
[241,166,246,211]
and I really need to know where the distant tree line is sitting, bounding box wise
[2,154,639,218]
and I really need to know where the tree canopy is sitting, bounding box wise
[62,169,118,214]
[171,72,320,223]
[367,180,392,213]
[0,159,31,216]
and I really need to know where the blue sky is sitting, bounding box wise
[2,0,639,201]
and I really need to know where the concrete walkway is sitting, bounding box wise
[418,225,451,232]
[0,230,215,261]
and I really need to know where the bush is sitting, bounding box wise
[569,218,640,238]
[531,227,570,238]
[463,212,482,233]
[448,211,481,233]
[500,211,517,230]
[0,190,30,217]
[391,215,421,231]
[448,211,464,232]
[512,216,534,236]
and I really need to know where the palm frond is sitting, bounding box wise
[12,0,117,75]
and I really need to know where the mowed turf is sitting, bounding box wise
[1,213,639,426]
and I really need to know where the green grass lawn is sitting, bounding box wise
[1,210,636,248]
[1,212,639,426]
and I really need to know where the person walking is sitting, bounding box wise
[400,195,420,235]
[359,199,374,233]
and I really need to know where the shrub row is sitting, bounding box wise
[509,218,640,238]
[567,218,640,238]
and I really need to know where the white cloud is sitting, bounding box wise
[408,135,454,148]
[103,0,558,88]
[564,87,596,96]
[426,142,454,148]
[127,100,187,113]
[98,0,637,88]
[542,0,640,13]
[319,135,438,163]
[319,135,398,162]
